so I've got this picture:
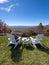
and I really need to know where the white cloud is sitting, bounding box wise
[0,2,19,12]
[0,0,8,4]
[0,4,14,12]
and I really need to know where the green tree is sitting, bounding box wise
[38,22,44,33]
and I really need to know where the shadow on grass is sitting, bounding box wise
[23,44,34,51]
[9,43,34,62]
[36,44,49,54]
[10,43,23,62]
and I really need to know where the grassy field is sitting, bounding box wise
[0,36,49,65]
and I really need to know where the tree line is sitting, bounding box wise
[0,20,11,34]
[0,20,49,36]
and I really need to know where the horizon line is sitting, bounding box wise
[8,24,49,26]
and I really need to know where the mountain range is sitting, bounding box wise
[9,25,49,30]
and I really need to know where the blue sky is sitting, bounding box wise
[0,0,49,26]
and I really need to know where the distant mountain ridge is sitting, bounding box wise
[9,26,33,30]
[9,25,49,30]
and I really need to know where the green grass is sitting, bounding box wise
[0,36,49,65]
